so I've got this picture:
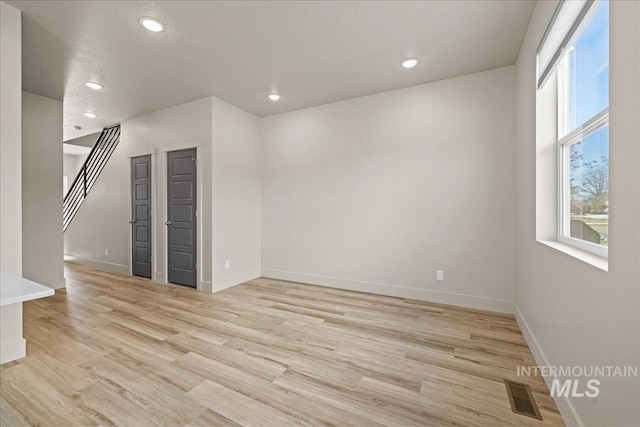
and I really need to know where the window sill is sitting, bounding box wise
[537,240,609,272]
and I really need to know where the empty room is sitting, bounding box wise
[0,1,638,426]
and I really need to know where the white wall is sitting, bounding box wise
[211,97,262,291]
[63,154,76,186]
[62,133,97,196]
[64,98,213,284]
[63,96,262,292]
[0,0,24,368]
[261,66,517,312]
[22,91,64,289]
[63,154,82,192]
[0,2,22,275]
[515,2,640,426]
[63,153,89,192]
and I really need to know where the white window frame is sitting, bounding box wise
[556,50,609,259]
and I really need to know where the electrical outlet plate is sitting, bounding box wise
[436,270,444,280]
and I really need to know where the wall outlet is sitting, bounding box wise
[225,260,231,270]
[105,248,109,256]
[436,270,444,281]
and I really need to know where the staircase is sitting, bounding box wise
[63,124,120,231]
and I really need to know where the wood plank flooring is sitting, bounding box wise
[0,262,565,426]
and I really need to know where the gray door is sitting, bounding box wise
[167,148,197,288]
[131,155,152,278]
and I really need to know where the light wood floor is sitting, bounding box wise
[0,262,564,427]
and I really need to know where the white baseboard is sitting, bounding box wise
[0,337,26,365]
[213,270,261,293]
[64,255,129,275]
[48,277,66,289]
[514,304,582,427]
[201,280,213,293]
[261,269,514,314]
[153,272,213,294]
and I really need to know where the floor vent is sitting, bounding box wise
[504,379,543,421]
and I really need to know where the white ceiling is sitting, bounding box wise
[10,1,536,141]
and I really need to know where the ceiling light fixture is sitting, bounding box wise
[85,81,103,90]
[401,58,420,69]
[139,17,165,32]
[268,93,281,102]
[83,112,97,118]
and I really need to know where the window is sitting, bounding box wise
[557,1,609,258]
[537,0,609,259]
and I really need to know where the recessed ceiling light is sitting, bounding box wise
[139,17,165,32]
[268,93,281,102]
[85,81,103,90]
[401,58,420,69]
[83,112,97,118]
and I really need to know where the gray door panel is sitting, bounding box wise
[167,148,197,288]
[131,155,152,278]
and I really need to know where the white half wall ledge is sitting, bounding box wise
[64,255,129,275]
[0,272,55,306]
[1,272,54,364]
[261,269,515,314]
[514,304,583,427]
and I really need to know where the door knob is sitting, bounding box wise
[129,220,137,224]
[165,221,173,225]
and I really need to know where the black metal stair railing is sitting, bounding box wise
[63,124,120,231]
